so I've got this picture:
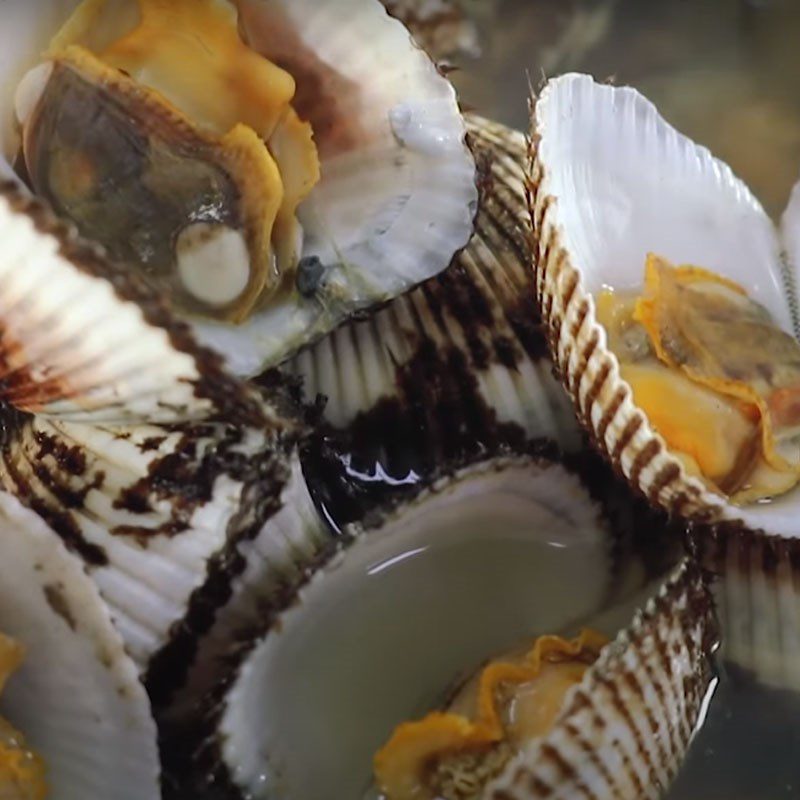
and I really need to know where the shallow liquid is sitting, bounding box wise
[260,523,614,800]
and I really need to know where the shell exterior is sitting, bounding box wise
[181,449,681,800]
[0,409,326,688]
[159,451,331,714]
[284,115,580,465]
[0,490,160,800]
[380,0,481,60]
[485,558,717,800]
[528,73,800,537]
[0,183,268,427]
[697,523,800,693]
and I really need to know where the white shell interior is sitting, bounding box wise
[0,0,476,376]
[220,460,617,800]
[538,74,790,326]
[0,491,159,800]
[537,73,800,537]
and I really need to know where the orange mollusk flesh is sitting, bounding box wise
[596,254,800,503]
[18,0,321,323]
[373,630,607,800]
[0,634,47,800]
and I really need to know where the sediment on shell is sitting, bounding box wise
[284,115,579,498]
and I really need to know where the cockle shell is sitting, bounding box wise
[1,0,478,376]
[0,409,327,694]
[528,73,800,538]
[169,447,707,799]
[284,115,580,475]
[0,490,160,800]
[0,184,267,426]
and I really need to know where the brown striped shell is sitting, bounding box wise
[528,73,800,539]
[0,408,329,695]
[484,559,716,800]
[0,184,267,427]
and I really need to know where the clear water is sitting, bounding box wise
[449,1,800,796]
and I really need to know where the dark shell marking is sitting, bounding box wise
[283,115,579,487]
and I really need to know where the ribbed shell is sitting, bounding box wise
[192,0,478,373]
[183,449,682,800]
[486,559,717,800]
[697,524,800,692]
[0,490,160,800]
[160,451,331,714]
[0,0,476,376]
[0,184,267,426]
[528,73,800,538]
[284,115,580,464]
[0,410,325,689]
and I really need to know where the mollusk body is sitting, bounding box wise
[4,0,478,375]
[528,73,800,538]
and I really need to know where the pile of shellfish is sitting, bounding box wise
[0,1,796,799]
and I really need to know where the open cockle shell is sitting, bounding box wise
[0,490,160,800]
[528,72,800,537]
[285,115,579,468]
[177,449,686,799]
[0,410,327,691]
[2,0,477,376]
[0,184,267,426]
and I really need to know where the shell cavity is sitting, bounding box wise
[187,450,671,799]
[0,491,160,800]
[529,73,800,537]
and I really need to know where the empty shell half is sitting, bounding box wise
[5,0,477,375]
[170,448,710,799]
[0,490,160,800]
